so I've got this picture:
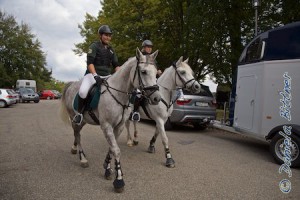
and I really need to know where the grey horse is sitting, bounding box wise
[125,57,201,167]
[60,48,161,192]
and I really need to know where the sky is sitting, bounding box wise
[0,0,217,92]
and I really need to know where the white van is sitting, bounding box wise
[16,80,37,92]
[232,21,300,167]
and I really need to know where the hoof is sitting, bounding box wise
[133,140,139,146]
[71,149,77,154]
[166,158,175,168]
[71,147,77,154]
[113,179,125,193]
[80,161,89,168]
[104,168,113,180]
[127,141,133,147]
[148,145,155,153]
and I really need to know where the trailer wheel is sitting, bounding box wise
[270,133,300,167]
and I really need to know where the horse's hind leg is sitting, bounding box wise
[148,127,159,153]
[125,119,134,147]
[132,121,139,145]
[71,123,89,168]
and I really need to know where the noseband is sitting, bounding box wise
[172,62,196,90]
[133,57,159,99]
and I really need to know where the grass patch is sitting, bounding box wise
[216,108,229,121]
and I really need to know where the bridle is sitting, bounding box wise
[133,57,159,103]
[158,62,198,111]
[172,62,197,90]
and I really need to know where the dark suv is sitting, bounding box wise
[165,84,216,130]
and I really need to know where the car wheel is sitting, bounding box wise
[34,100,40,103]
[270,132,300,167]
[193,123,207,130]
[164,118,173,131]
[0,100,7,108]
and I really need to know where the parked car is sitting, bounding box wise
[18,88,40,103]
[8,89,20,103]
[39,90,55,100]
[0,88,17,108]
[165,84,217,130]
[51,90,62,99]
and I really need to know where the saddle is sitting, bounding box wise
[73,84,101,124]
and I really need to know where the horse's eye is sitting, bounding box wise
[141,70,147,75]
[180,71,186,75]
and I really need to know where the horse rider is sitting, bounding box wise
[130,40,162,121]
[73,25,120,125]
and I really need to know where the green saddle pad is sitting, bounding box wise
[73,85,101,111]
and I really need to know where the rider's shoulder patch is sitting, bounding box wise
[88,48,93,54]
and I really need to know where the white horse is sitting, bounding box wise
[60,48,161,192]
[125,57,201,167]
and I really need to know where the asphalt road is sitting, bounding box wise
[0,100,299,200]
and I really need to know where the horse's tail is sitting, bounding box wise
[59,82,73,125]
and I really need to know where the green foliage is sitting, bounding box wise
[38,78,65,92]
[74,0,299,86]
[0,11,52,88]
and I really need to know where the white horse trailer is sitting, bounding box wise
[233,21,300,167]
[16,79,37,92]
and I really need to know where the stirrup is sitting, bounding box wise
[131,112,140,121]
[72,113,83,125]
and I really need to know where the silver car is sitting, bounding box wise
[0,88,17,108]
[165,84,217,130]
[8,89,20,103]
[18,88,40,103]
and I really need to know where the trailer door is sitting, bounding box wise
[235,75,257,130]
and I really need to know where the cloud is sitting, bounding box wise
[0,0,101,82]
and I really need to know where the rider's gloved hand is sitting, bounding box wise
[93,73,102,85]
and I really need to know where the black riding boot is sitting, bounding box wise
[73,96,85,125]
[130,97,140,121]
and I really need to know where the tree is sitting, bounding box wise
[0,11,51,88]
[74,0,299,86]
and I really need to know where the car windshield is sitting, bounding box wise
[20,88,35,94]
[183,84,213,97]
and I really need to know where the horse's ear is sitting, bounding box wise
[136,47,143,59]
[151,50,159,60]
[176,56,183,66]
[184,58,189,64]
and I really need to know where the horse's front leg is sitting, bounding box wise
[149,120,175,168]
[71,123,88,168]
[103,151,113,180]
[102,125,125,193]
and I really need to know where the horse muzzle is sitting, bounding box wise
[188,80,201,94]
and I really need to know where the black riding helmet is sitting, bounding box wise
[98,25,112,35]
